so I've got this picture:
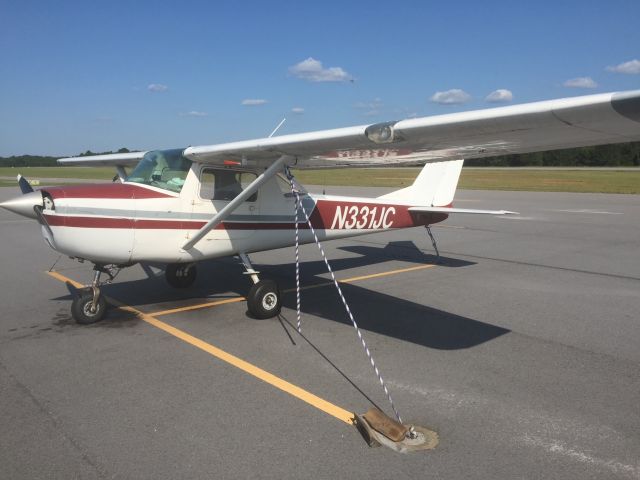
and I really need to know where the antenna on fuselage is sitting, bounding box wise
[268,117,287,138]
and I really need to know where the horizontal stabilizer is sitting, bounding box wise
[409,206,517,215]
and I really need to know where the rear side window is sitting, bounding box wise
[199,169,257,202]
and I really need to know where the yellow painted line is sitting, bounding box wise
[46,270,355,425]
[435,224,466,229]
[154,263,438,315]
[281,263,436,293]
[151,297,246,317]
[339,263,436,283]
[282,282,332,294]
[47,270,84,288]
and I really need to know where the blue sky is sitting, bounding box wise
[1,0,639,156]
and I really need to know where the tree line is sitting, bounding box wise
[0,148,133,167]
[1,143,639,167]
[466,142,640,167]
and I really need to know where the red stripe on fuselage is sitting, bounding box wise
[42,198,449,230]
[43,214,311,230]
[44,183,174,200]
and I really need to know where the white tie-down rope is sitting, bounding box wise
[291,177,303,333]
[284,167,404,426]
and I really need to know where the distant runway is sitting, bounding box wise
[1,186,638,479]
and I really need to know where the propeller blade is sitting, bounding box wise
[17,174,34,194]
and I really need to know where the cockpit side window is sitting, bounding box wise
[199,168,257,202]
[127,149,191,193]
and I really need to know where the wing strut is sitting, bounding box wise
[181,155,292,251]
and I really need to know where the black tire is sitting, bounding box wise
[247,279,281,319]
[71,290,107,325]
[165,263,197,288]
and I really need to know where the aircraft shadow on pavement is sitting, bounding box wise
[49,241,505,348]
[337,240,474,268]
[89,240,475,308]
[287,284,508,350]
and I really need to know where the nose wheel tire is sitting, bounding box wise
[71,290,107,324]
[165,263,197,288]
[247,279,281,319]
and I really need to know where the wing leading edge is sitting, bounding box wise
[184,90,640,168]
[58,151,147,167]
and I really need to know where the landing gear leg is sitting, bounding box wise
[425,225,440,262]
[239,252,281,319]
[71,265,112,324]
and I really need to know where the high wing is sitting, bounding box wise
[183,90,640,168]
[56,90,640,168]
[58,151,146,167]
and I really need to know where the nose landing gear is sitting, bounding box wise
[71,289,107,324]
[71,265,118,324]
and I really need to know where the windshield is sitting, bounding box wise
[127,149,191,193]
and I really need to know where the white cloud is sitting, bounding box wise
[179,111,208,117]
[241,99,268,106]
[289,57,352,83]
[563,77,598,88]
[147,83,168,93]
[291,107,305,114]
[430,89,471,105]
[485,89,514,103]
[606,59,640,74]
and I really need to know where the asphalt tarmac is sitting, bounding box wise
[1,186,639,479]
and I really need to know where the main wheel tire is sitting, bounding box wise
[165,263,197,288]
[247,279,281,319]
[71,290,107,325]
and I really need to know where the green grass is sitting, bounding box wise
[292,168,421,188]
[458,169,640,194]
[1,166,639,194]
[294,168,640,194]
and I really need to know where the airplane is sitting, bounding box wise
[1,90,639,324]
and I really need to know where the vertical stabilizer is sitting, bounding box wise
[378,159,464,206]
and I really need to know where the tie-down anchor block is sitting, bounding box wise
[354,408,439,453]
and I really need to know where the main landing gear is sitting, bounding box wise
[239,252,281,319]
[165,262,197,288]
[163,256,280,319]
[71,264,119,324]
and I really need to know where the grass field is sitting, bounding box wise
[1,166,639,194]
[294,168,640,194]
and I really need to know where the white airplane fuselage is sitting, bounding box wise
[40,163,447,265]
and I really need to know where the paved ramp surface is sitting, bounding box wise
[1,186,639,479]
